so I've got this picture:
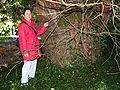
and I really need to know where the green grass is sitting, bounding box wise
[0,56,120,90]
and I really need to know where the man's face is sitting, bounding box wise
[23,10,31,21]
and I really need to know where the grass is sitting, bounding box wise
[0,56,120,90]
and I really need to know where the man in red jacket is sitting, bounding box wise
[18,8,48,85]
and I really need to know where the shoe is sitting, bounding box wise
[21,83,28,86]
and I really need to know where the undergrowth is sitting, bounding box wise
[0,55,120,90]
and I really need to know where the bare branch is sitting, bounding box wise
[45,0,103,7]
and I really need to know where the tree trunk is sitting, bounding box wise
[33,0,112,66]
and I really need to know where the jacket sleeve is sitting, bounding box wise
[37,25,47,36]
[18,24,28,55]
[33,23,47,36]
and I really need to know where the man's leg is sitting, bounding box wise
[21,61,31,84]
[28,59,37,78]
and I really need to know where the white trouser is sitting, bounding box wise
[21,59,37,84]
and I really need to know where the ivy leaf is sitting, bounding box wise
[89,45,92,48]
[113,30,116,32]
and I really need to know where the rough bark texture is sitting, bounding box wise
[32,0,112,67]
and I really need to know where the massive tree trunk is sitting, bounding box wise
[33,0,114,66]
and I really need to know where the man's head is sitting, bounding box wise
[23,8,32,21]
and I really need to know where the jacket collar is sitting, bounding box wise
[22,18,32,25]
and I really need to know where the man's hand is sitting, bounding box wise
[24,53,29,57]
[44,22,49,27]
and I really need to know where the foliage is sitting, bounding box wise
[100,14,120,63]
[0,0,36,36]
[0,0,36,22]
[0,59,120,89]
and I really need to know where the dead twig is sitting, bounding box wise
[5,61,23,78]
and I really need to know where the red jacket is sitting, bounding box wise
[18,19,47,61]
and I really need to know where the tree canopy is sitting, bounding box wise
[0,0,36,22]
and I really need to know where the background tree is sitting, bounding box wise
[0,0,36,22]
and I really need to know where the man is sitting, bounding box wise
[18,8,48,85]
